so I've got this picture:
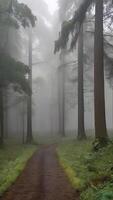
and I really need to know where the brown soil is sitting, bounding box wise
[0,145,79,200]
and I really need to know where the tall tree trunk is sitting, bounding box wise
[59,51,65,137]
[78,25,86,140]
[22,99,25,144]
[94,0,108,144]
[26,27,33,143]
[58,68,62,135]
[4,88,8,139]
[0,88,4,145]
[61,61,65,137]
[27,95,32,143]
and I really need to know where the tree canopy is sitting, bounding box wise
[0,0,37,29]
[0,53,30,94]
[54,0,93,53]
[54,0,113,53]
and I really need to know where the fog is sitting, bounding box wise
[1,2,113,200]
[2,0,113,141]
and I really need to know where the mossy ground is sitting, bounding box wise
[57,138,113,200]
[0,141,37,196]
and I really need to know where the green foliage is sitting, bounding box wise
[57,139,113,200]
[0,0,36,29]
[80,187,96,200]
[57,139,92,188]
[96,184,113,200]
[81,183,113,200]
[54,0,93,53]
[0,53,30,94]
[54,19,74,53]
[92,137,109,151]
[59,157,82,189]
[0,142,37,196]
[14,1,37,28]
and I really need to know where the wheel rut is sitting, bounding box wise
[1,145,79,200]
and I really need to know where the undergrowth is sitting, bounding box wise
[0,142,37,196]
[57,139,113,200]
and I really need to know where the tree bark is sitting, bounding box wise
[58,51,65,137]
[61,57,65,137]
[26,27,33,143]
[94,0,108,144]
[4,88,8,139]
[78,24,86,140]
[22,99,25,144]
[58,67,62,135]
[0,88,4,145]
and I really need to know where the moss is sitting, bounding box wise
[57,138,113,200]
[59,157,82,189]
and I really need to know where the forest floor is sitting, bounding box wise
[0,142,37,196]
[0,145,79,200]
[58,138,113,200]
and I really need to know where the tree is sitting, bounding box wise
[94,0,108,146]
[0,54,30,144]
[0,0,36,28]
[78,24,86,140]
[55,0,109,146]
[57,0,79,137]
[54,0,93,54]
[0,0,36,145]
[26,28,33,143]
[58,52,66,137]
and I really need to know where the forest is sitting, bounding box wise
[0,0,113,200]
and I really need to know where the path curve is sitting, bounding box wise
[1,145,79,200]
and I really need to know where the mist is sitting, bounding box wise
[1,1,113,200]
[2,0,112,141]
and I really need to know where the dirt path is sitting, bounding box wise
[1,146,79,200]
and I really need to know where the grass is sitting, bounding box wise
[57,138,113,200]
[0,141,37,196]
[34,135,64,145]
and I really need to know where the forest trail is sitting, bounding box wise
[1,145,79,200]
